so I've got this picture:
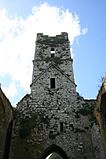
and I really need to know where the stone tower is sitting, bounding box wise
[9,33,95,159]
[31,32,76,107]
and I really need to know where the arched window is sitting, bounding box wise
[42,144,68,159]
[51,48,55,57]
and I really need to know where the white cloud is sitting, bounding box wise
[3,82,18,98]
[82,27,88,35]
[0,3,87,100]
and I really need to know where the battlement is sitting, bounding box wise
[36,32,69,45]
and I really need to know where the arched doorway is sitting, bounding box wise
[46,152,63,159]
[42,144,68,159]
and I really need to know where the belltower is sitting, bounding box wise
[31,32,77,104]
[32,32,75,81]
[10,33,95,159]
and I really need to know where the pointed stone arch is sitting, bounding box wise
[42,144,68,159]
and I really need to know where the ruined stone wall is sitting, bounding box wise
[93,77,106,159]
[9,33,96,159]
[0,88,13,159]
[10,94,95,159]
[84,99,106,159]
[0,32,106,159]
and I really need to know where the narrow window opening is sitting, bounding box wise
[51,48,55,57]
[51,48,55,53]
[60,122,63,132]
[50,78,55,89]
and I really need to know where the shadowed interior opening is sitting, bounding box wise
[42,144,68,159]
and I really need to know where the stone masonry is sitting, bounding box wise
[0,87,13,159]
[9,33,96,159]
[0,32,106,159]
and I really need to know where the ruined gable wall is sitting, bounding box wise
[10,84,95,159]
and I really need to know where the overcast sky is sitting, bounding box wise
[0,0,106,106]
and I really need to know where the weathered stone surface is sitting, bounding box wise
[9,33,96,159]
[1,32,106,159]
[0,88,13,159]
[93,77,106,158]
